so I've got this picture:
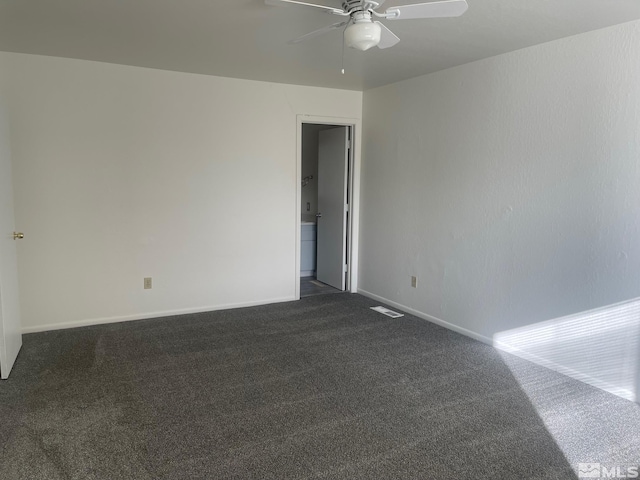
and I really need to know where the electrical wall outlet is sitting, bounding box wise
[144,277,152,289]
[411,276,418,288]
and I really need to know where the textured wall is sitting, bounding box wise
[300,124,337,218]
[360,21,640,399]
[301,125,320,218]
[1,52,362,331]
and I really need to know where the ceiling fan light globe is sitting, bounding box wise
[344,22,381,51]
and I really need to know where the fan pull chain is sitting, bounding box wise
[341,23,348,74]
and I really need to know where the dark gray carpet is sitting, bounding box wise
[1,294,639,479]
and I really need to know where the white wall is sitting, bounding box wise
[301,124,338,218]
[0,52,362,332]
[301,125,320,218]
[360,20,640,400]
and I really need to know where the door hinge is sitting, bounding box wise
[344,264,348,273]
[345,204,349,212]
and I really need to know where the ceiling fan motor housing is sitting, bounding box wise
[341,0,382,12]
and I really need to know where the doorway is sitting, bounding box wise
[298,121,354,298]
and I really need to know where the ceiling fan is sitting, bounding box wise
[265,0,468,51]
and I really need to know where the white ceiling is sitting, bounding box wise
[1,0,639,91]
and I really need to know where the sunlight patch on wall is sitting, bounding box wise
[494,298,640,402]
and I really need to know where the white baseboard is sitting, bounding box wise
[358,289,493,345]
[22,296,296,334]
[357,288,637,403]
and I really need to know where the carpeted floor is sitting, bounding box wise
[1,294,639,479]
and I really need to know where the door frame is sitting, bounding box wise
[295,115,361,300]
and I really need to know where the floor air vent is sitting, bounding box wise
[370,306,404,318]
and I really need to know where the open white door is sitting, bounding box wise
[316,127,349,290]
[0,107,23,379]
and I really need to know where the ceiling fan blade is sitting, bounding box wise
[289,21,350,44]
[265,0,347,16]
[384,0,468,20]
[376,22,400,49]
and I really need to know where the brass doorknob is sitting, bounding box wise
[13,232,24,240]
